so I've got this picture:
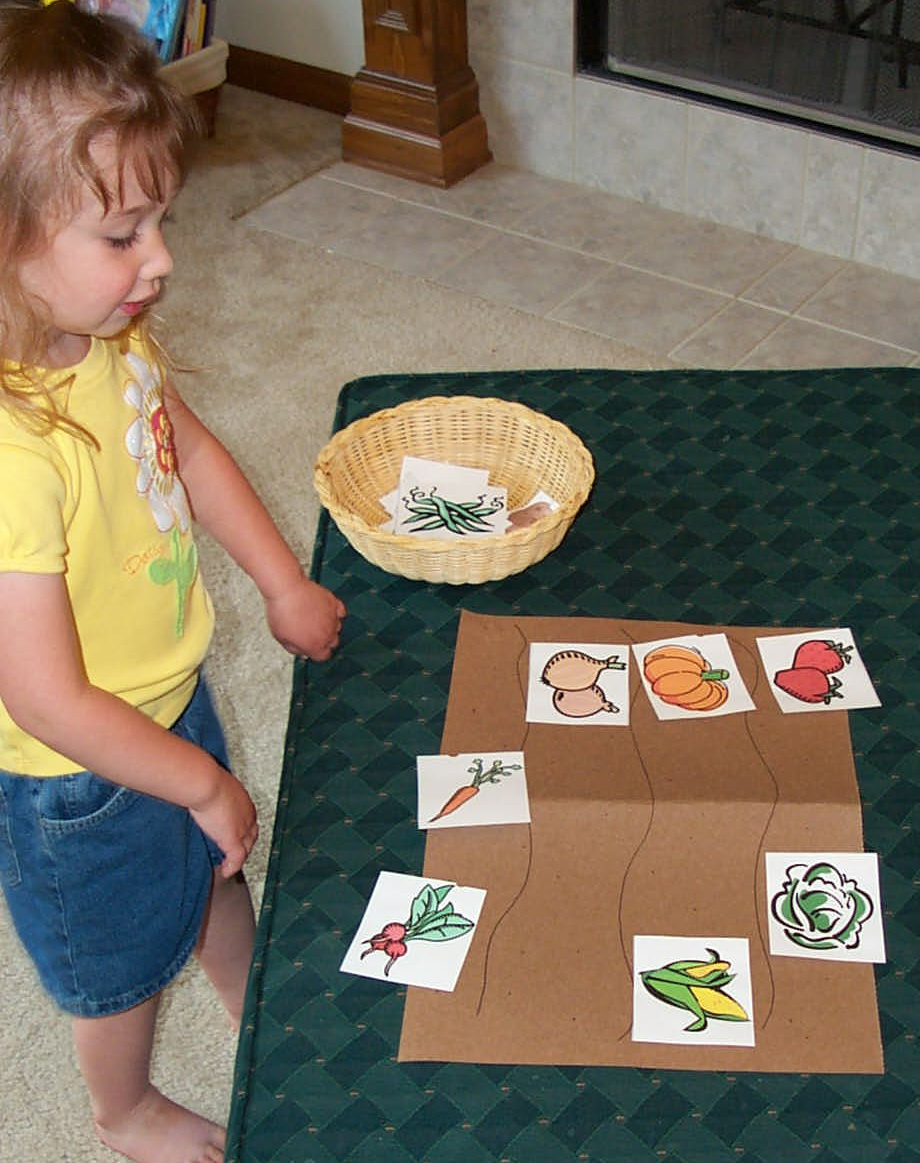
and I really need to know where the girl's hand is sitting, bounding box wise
[265,575,346,661]
[188,767,259,878]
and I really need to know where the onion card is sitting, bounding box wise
[525,641,631,726]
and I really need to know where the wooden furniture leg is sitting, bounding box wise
[342,0,491,188]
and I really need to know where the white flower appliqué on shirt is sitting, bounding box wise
[123,352,191,533]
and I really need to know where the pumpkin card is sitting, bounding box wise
[417,752,529,829]
[756,629,881,712]
[633,633,755,719]
[525,642,631,726]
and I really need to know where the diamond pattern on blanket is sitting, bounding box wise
[228,367,920,1163]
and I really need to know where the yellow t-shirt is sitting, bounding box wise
[0,336,215,775]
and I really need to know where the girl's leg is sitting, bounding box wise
[194,869,256,1027]
[72,994,225,1163]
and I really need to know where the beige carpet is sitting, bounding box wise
[0,86,656,1163]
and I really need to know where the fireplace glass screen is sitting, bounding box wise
[599,0,920,146]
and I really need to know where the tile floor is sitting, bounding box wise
[246,156,920,370]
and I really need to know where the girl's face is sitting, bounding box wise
[19,138,177,368]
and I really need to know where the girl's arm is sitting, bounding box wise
[0,571,257,877]
[164,382,346,660]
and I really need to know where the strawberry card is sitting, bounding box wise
[756,629,880,713]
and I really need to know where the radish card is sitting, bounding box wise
[766,853,886,963]
[525,642,631,726]
[417,751,529,829]
[756,629,880,712]
[340,871,486,991]
[632,935,755,1048]
[633,634,755,720]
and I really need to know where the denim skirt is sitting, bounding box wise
[0,677,226,1017]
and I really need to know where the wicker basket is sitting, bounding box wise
[313,395,595,584]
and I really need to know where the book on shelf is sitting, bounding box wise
[70,1,214,64]
[182,0,206,57]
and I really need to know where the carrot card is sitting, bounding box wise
[417,751,529,829]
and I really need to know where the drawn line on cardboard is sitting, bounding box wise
[731,633,781,1027]
[616,675,658,1043]
[473,622,534,1017]
[475,827,533,1017]
[612,625,665,1041]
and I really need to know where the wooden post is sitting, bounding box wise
[342,0,491,188]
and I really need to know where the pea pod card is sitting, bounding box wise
[391,456,508,539]
[525,641,631,726]
[766,852,886,963]
[633,633,755,720]
[632,935,755,1048]
[756,629,881,712]
[340,871,487,991]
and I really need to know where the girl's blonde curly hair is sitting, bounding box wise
[0,0,200,440]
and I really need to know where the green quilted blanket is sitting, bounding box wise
[228,368,920,1163]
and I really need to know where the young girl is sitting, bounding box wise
[0,4,346,1162]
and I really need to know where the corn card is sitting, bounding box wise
[632,935,755,1048]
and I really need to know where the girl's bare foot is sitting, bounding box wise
[95,1085,225,1163]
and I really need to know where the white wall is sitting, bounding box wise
[214,0,364,75]
[213,0,919,277]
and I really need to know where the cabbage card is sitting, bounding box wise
[766,853,886,963]
[632,935,755,1048]
[525,642,630,726]
[340,871,486,991]
[633,633,755,720]
[756,629,881,712]
[417,751,529,829]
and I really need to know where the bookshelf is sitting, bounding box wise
[162,37,228,137]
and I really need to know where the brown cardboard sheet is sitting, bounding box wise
[398,611,884,1073]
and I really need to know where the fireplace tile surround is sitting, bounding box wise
[466,0,920,280]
